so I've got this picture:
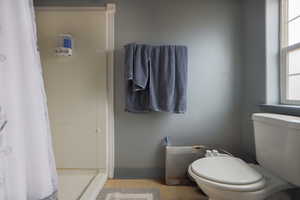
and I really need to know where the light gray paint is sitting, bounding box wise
[35,0,244,178]
[114,0,243,178]
[265,0,280,105]
[241,0,267,158]
[241,0,282,159]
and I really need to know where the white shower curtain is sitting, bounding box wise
[0,0,58,200]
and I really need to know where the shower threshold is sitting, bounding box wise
[57,169,107,200]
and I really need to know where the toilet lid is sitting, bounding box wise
[191,157,263,185]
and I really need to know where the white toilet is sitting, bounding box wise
[188,113,300,200]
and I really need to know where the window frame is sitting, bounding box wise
[280,0,300,105]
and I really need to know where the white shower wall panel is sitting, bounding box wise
[36,9,107,169]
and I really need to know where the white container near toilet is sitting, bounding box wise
[188,113,300,200]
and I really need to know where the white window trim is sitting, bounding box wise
[280,0,300,105]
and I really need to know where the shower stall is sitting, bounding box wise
[35,5,115,200]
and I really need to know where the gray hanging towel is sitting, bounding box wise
[125,43,151,112]
[125,43,188,113]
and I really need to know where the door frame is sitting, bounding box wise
[35,4,116,178]
[105,4,115,178]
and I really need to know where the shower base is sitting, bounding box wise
[57,169,107,200]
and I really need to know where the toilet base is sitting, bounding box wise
[207,191,292,200]
[266,191,292,200]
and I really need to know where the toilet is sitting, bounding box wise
[188,113,300,200]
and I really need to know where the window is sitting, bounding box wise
[281,0,300,104]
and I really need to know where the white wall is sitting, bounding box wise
[36,9,108,169]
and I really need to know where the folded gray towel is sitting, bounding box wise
[125,43,188,113]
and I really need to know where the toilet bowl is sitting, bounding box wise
[188,156,293,200]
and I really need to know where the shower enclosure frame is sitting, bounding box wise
[35,4,116,199]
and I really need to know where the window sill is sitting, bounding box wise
[259,104,300,117]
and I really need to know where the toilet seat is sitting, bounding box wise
[190,157,266,192]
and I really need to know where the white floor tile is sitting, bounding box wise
[57,169,97,200]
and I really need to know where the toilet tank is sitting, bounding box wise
[252,113,300,186]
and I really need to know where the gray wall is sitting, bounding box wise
[241,0,266,158]
[241,0,282,159]
[114,0,243,178]
[35,0,244,178]
[265,0,280,104]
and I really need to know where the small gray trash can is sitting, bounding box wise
[165,145,205,185]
